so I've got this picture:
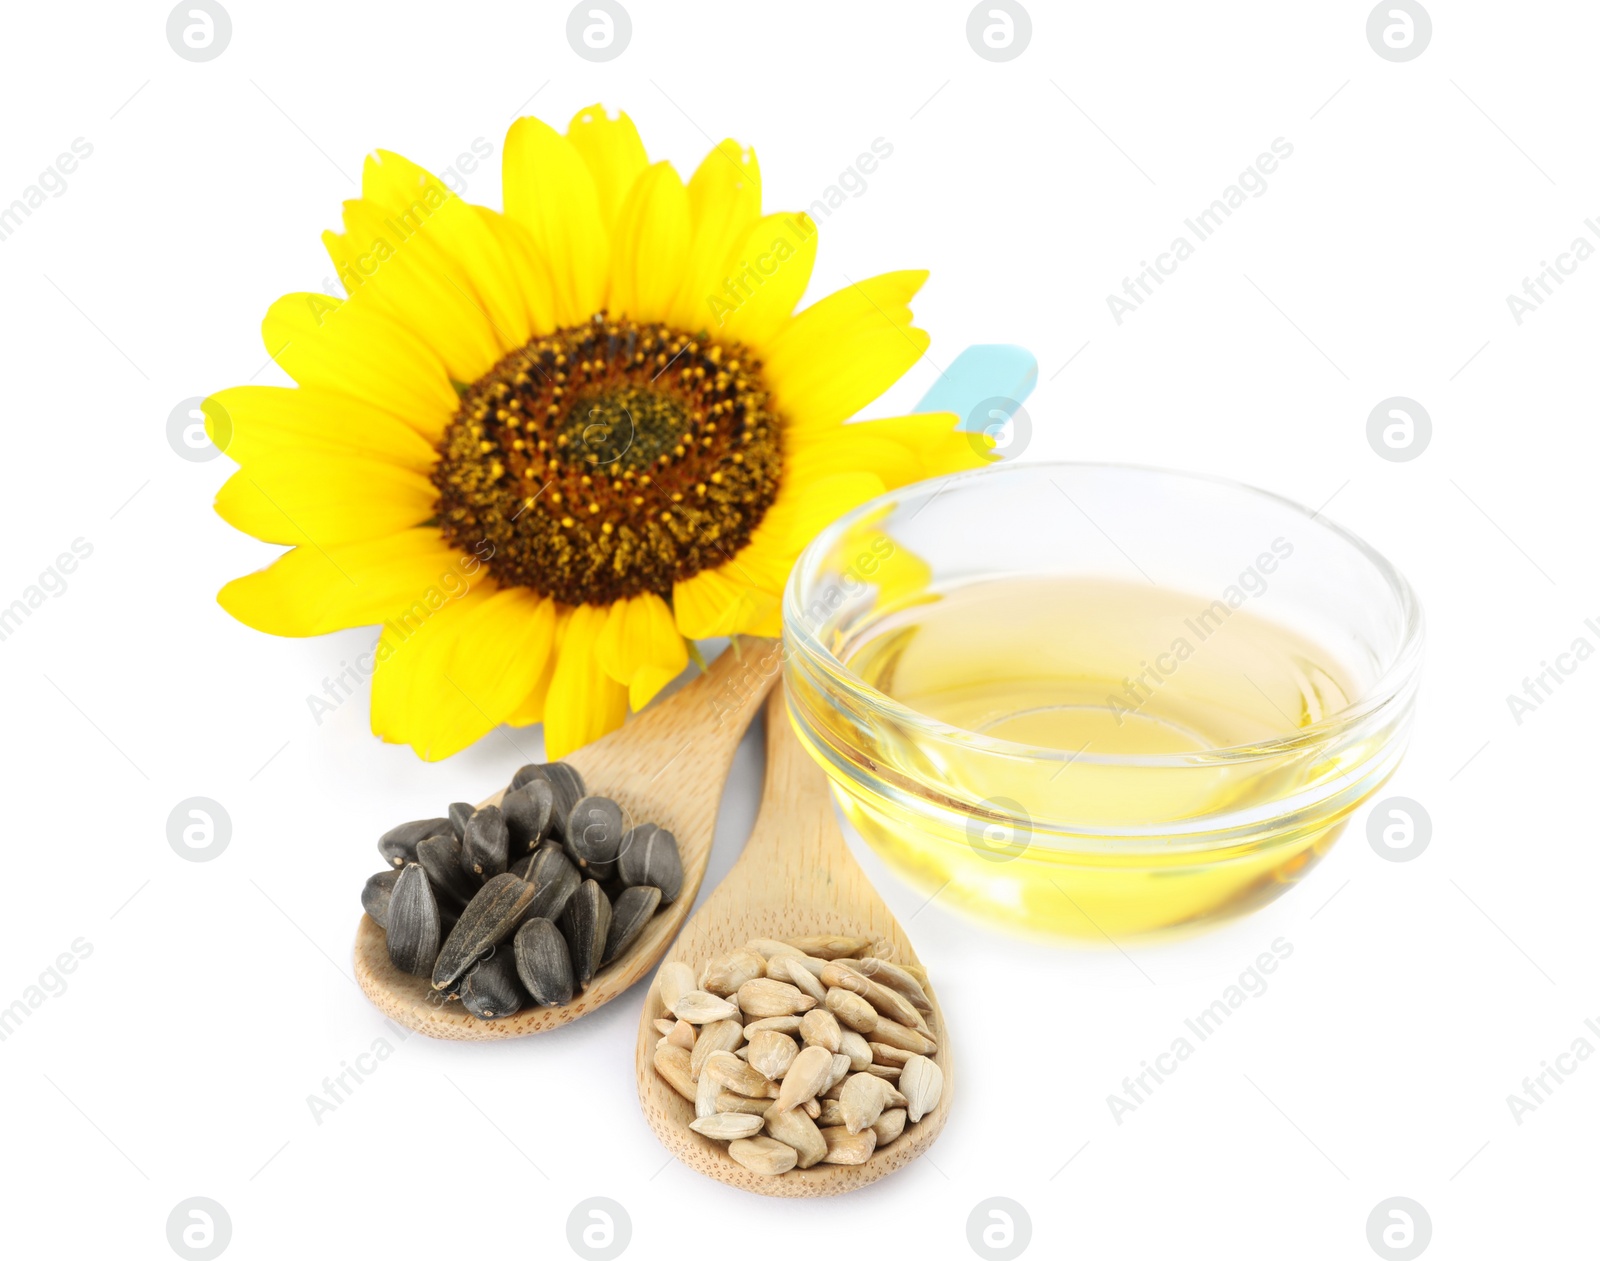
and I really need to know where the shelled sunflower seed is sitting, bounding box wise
[359,760,684,1021]
[651,938,943,1177]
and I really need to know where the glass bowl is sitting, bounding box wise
[781,462,1424,939]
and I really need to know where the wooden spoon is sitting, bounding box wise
[635,686,953,1196]
[354,636,783,1040]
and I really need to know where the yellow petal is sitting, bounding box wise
[543,604,630,757]
[762,271,930,428]
[786,412,992,489]
[503,115,608,323]
[565,105,649,239]
[669,139,762,329]
[732,470,887,591]
[261,291,459,439]
[474,207,559,337]
[369,586,491,744]
[207,385,438,474]
[710,213,817,347]
[506,606,569,726]
[672,567,780,640]
[608,162,691,323]
[218,529,487,637]
[214,458,436,547]
[370,587,558,761]
[597,592,689,710]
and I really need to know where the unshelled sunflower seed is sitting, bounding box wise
[511,761,585,826]
[824,988,877,1033]
[691,1113,764,1140]
[654,1044,695,1102]
[432,872,539,990]
[819,1125,877,1166]
[525,845,581,923]
[840,1072,894,1134]
[565,795,625,871]
[855,956,934,1012]
[416,833,479,908]
[447,802,474,841]
[361,869,399,928]
[736,978,815,1019]
[386,863,441,976]
[617,823,683,902]
[783,935,869,960]
[705,1050,774,1099]
[772,1044,833,1112]
[838,1028,873,1071]
[655,961,695,1013]
[690,1018,744,1081]
[378,817,451,868]
[799,1009,842,1054]
[701,948,767,996]
[462,804,509,877]
[601,884,660,966]
[763,1103,828,1169]
[774,956,828,1003]
[899,1054,943,1123]
[559,879,611,989]
[728,1136,798,1176]
[872,1108,907,1145]
[513,917,574,1006]
[673,991,739,1025]
[500,779,554,854]
[459,948,526,1020]
[746,1029,799,1080]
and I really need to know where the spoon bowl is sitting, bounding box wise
[355,638,782,1039]
[635,685,953,1195]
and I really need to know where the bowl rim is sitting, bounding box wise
[781,459,1425,769]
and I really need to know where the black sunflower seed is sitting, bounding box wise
[525,844,581,922]
[431,872,540,991]
[462,805,509,878]
[617,824,683,903]
[448,801,475,841]
[514,763,585,838]
[417,833,479,908]
[565,795,625,876]
[459,948,528,1020]
[378,818,451,868]
[514,918,574,1006]
[361,869,400,928]
[387,863,441,976]
[601,884,661,966]
[501,779,555,854]
[560,879,611,990]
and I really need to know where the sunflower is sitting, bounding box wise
[210,104,987,759]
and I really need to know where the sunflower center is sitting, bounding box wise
[432,315,784,606]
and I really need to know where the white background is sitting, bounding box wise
[1,2,1594,1257]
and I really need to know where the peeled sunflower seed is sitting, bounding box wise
[816,1098,846,1127]
[361,869,400,928]
[565,795,625,877]
[728,1136,798,1176]
[431,872,539,991]
[617,824,683,902]
[824,988,878,1034]
[899,1054,943,1123]
[513,917,574,1006]
[840,1072,895,1134]
[746,1029,799,1080]
[386,863,441,976]
[447,801,474,841]
[819,1125,877,1166]
[459,948,526,1020]
[838,1029,873,1071]
[654,1044,695,1103]
[665,1020,696,1051]
[742,1015,803,1038]
[656,961,696,1013]
[500,779,554,853]
[601,885,661,966]
[690,1019,744,1081]
[736,978,815,1019]
[783,935,869,960]
[416,833,479,908]
[524,845,581,922]
[705,1050,773,1099]
[763,1103,828,1169]
[744,938,806,961]
[855,956,934,1013]
[690,1113,765,1141]
[701,948,767,996]
[560,879,611,989]
[775,956,828,1003]
[869,1016,937,1056]
[872,1108,907,1145]
[799,1009,842,1053]
[462,805,510,878]
[716,1090,770,1116]
[820,961,924,1031]
[378,818,450,868]
[772,1044,834,1112]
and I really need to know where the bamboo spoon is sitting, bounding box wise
[635,686,953,1196]
[354,636,783,1040]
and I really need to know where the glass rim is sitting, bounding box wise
[782,460,1426,769]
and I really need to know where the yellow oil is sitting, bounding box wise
[798,576,1383,938]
